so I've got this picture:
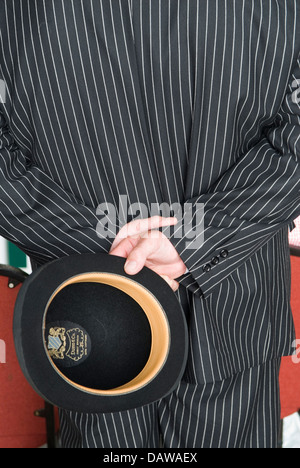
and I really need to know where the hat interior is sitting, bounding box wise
[43,273,170,396]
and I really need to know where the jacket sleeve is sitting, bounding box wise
[169,53,300,298]
[0,109,113,265]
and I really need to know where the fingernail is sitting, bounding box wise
[125,260,137,274]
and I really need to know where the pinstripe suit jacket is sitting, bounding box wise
[0,0,300,384]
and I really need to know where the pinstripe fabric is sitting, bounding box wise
[58,358,282,449]
[0,0,300,448]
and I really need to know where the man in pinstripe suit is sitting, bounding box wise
[0,0,300,448]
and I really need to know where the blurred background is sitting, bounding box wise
[290,217,300,248]
[0,238,31,274]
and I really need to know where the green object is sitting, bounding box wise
[8,242,27,268]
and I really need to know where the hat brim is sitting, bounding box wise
[13,253,188,413]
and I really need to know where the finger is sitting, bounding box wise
[109,236,139,258]
[124,237,157,275]
[160,275,180,292]
[110,216,177,251]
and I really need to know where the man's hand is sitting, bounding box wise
[109,217,186,291]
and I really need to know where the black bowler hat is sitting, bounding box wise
[13,254,188,413]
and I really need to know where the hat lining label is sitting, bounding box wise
[46,321,92,368]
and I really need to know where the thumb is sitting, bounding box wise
[124,237,155,275]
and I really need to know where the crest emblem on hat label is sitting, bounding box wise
[46,322,91,368]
